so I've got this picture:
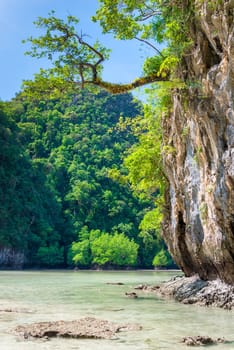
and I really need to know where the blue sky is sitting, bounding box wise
[0,0,152,101]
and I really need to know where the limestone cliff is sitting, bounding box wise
[162,0,234,284]
[0,247,25,269]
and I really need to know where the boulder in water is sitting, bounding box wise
[13,317,142,340]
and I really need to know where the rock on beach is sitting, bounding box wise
[139,275,234,309]
[13,317,142,341]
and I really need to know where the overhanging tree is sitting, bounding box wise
[22,0,234,283]
[21,1,188,270]
[22,1,188,97]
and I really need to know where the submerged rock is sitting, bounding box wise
[0,307,34,314]
[125,292,138,298]
[134,284,149,290]
[182,335,226,346]
[13,317,142,341]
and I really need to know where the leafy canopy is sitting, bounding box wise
[21,0,194,97]
[70,229,139,268]
[1,89,158,268]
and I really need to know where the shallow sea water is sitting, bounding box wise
[0,270,233,350]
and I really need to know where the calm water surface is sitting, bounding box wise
[0,270,233,350]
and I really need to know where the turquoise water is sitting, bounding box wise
[0,270,233,349]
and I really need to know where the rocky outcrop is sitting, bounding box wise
[162,0,234,284]
[182,335,226,346]
[133,275,233,309]
[13,317,142,340]
[0,247,25,269]
[156,275,234,309]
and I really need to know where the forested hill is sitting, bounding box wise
[0,90,172,269]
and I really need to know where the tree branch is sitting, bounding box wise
[138,8,161,21]
[90,74,169,94]
[134,37,164,57]
[61,33,168,94]
[24,14,170,97]
[76,34,105,68]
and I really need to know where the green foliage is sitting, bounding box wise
[36,244,64,267]
[70,239,91,266]
[124,102,166,198]
[0,102,62,258]
[1,89,152,267]
[22,0,195,97]
[94,0,194,69]
[22,11,111,98]
[143,51,179,79]
[70,229,139,268]
[137,208,163,267]
[93,0,143,40]
[92,232,138,267]
[122,86,174,268]
[153,248,173,268]
[143,56,164,76]
[24,13,109,73]
[1,0,194,269]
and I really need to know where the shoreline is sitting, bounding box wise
[1,269,233,309]
[0,267,181,272]
[136,275,234,310]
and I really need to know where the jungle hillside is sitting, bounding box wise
[0,89,172,269]
[0,0,233,286]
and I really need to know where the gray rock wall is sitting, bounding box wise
[162,0,234,284]
[0,248,25,269]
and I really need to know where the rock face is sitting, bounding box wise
[0,247,25,269]
[162,0,234,284]
[157,275,234,309]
